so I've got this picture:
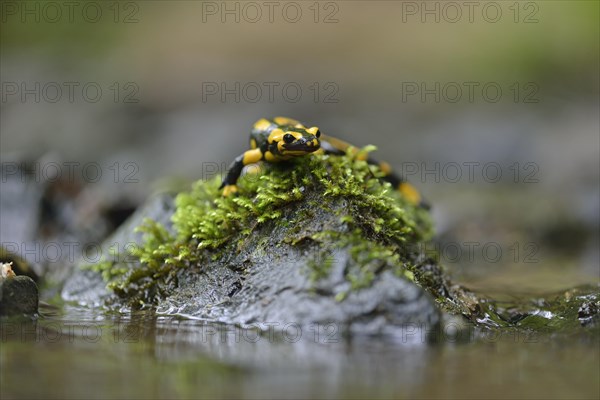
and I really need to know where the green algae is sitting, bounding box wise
[499,285,600,333]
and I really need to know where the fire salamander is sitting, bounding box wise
[220,117,429,209]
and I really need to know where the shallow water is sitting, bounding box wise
[1,301,598,400]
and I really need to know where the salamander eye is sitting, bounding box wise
[315,130,321,138]
[283,134,295,144]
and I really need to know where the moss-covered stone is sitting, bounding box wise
[90,148,434,305]
[62,147,600,337]
[61,148,455,333]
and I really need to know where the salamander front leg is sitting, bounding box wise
[220,149,263,196]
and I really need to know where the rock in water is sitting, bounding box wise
[0,275,39,316]
[63,153,447,337]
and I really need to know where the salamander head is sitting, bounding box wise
[268,125,321,157]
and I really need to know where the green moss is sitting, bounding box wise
[308,228,412,295]
[307,251,335,283]
[92,147,434,304]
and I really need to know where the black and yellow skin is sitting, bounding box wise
[220,117,429,209]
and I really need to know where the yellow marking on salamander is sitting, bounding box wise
[222,185,238,197]
[245,164,262,175]
[254,118,272,131]
[264,151,283,162]
[356,151,368,161]
[379,161,392,175]
[267,128,285,144]
[305,127,319,136]
[250,139,257,149]
[274,116,300,126]
[242,148,263,165]
[398,182,422,205]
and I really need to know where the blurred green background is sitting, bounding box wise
[1,2,599,399]
[2,0,598,291]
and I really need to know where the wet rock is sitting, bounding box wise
[162,246,440,336]
[478,285,600,332]
[62,192,176,306]
[578,298,599,327]
[0,275,39,316]
[63,151,444,336]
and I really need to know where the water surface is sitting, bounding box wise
[1,301,598,399]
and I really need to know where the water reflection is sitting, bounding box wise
[1,304,598,399]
